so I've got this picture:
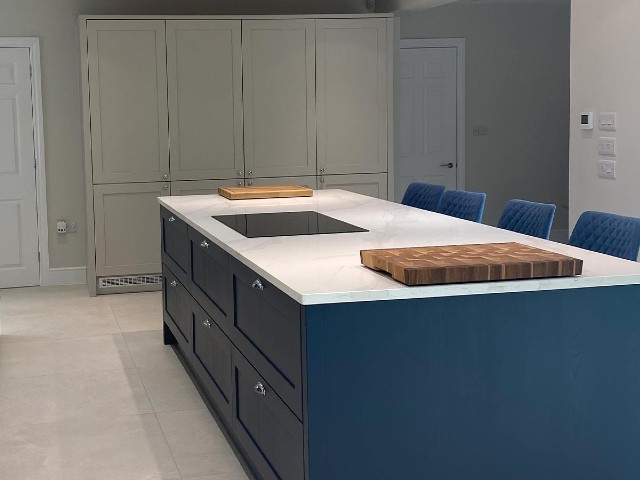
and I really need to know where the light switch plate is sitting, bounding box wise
[598,159,617,179]
[598,137,617,156]
[599,112,617,131]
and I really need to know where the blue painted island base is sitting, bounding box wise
[304,285,640,480]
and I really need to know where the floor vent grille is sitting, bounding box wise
[98,274,162,288]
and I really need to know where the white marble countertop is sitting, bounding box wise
[159,190,640,305]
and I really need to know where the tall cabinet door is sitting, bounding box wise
[93,182,169,276]
[167,21,244,181]
[242,20,316,179]
[316,19,388,175]
[87,20,169,184]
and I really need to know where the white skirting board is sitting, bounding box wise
[47,267,87,286]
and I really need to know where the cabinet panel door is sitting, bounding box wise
[316,19,388,175]
[163,266,192,346]
[87,20,169,184]
[247,176,317,189]
[319,173,388,200]
[167,21,244,181]
[93,182,169,276]
[242,20,316,178]
[171,179,243,196]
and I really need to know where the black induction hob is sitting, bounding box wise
[212,211,368,238]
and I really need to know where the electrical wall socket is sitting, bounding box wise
[598,137,617,156]
[67,221,77,233]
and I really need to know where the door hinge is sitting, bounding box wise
[34,158,37,168]
[29,65,33,78]
[37,251,40,262]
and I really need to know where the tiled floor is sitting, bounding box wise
[0,285,251,480]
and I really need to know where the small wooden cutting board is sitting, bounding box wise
[360,242,583,286]
[218,185,313,200]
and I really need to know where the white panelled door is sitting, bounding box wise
[396,46,458,201]
[0,48,39,288]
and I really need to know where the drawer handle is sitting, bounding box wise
[168,216,176,222]
[203,319,211,328]
[254,382,267,396]
[200,240,209,249]
[251,279,264,291]
[170,280,177,287]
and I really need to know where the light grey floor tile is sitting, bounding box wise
[104,290,162,307]
[122,330,181,370]
[112,300,164,332]
[0,285,109,316]
[0,306,120,344]
[138,362,205,413]
[0,369,152,428]
[157,410,246,478]
[0,413,180,480]
[0,334,134,379]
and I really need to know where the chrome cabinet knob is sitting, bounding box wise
[251,279,264,291]
[254,382,267,396]
[238,181,244,186]
[162,184,169,190]
[248,181,253,186]
[168,216,176,222]
[440,162,454,169]
[201,240,209,248]
[319,177,325,183]
[162,174,169,180]
[170,280,177,287]
[319,168,325,173]
[238,170,243,176]
[203,319,211,328]
[247,170,253,176]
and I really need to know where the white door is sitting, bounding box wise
[0,48,39,288]
[396,46,458,202]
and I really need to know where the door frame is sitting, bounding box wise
[399,38,466,189]
[0,37,49,285]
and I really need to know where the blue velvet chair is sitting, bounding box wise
[401,182,446,212]
[497,199,556,239]
[437,190,486,223]
[569,211,640,261]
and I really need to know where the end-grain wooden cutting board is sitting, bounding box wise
[218,185,313,200]
[360,243,583,286]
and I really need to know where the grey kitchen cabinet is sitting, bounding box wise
[316,19,389,176]
[87,20,169,184]
[171,179,243,196]
[247,176,318,189]
[242,20,317,179]
[167,20,244,181]
[93,182,169,277]
[319,173,388,200]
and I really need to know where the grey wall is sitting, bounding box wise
[400,2,571,238]
[0,0,367,270]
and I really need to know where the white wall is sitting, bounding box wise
[0,0,367,271]
[400,2,571,237]
[570,0,640,228]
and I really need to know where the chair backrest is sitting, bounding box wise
[401,182,446,212]
[437,189,486,223]
[569,211,640,261]
[497,199,556,239]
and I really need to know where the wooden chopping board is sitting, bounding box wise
[218,185,313,200]
[360,242,583,286]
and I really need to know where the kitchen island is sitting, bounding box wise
[159,190,640,480]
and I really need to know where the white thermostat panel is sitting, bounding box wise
[580,112,594,130]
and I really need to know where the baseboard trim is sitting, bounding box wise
[47,267,87,286]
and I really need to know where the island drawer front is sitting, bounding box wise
[230,257,303,418]
[163,266,191,347]
[161,207,189,283]
[189,227,231,326]
[231,347,304,480]
[191,299,232,421]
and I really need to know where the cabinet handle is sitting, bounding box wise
[440,163,454,169]
[254,382,267,396]
[170,280,177,287]
[238,170,243,176]
[251,279,264,291]
[320,177,325,183]
[248,181,253,186]
[201,240,209,249]
[168,216,176,222]
[162,174,169,180]
[238,181,244,186]
[203,319,211,328]
[247,170,253,176]
[162,185,169,190]
[319,168,325,173]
